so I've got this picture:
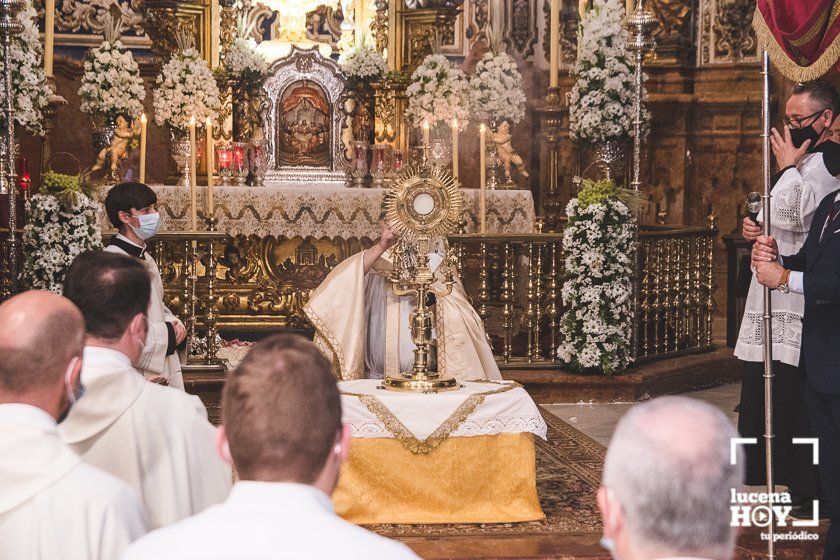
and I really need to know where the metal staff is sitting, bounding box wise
[0,0,23,299]
[760,48,776,559]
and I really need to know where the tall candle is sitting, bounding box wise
[626,0,635,13]
[422,119,430,152]
[579,0,586,19]
[205,117,214,219]
[479,123,486,234]
[549,0,560,88]
[139,114,147,183]
[189,116,197,230]
[44,0,55,75]
[451,119,459,183]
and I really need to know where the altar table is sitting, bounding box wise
[332,379,547,525]
[95,183,536,238]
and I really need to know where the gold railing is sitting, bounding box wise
[449,225,717,368]
[635,226,717,362]
[104,230,229,373]
[122,224,716,372]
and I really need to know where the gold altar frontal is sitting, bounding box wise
[333,433,544,525]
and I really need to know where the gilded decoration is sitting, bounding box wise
[697,0,757,65]
[647,0,693,63]
[508,0,537,58]
[38,0,150,47]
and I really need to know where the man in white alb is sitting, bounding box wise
[60,251,232,529]
[0,291,148,560]
[122,334,420,560]
[104,181,186,388]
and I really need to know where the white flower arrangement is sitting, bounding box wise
[568,0,648,144]
[338,44,387,80]
[0,0,50,135]
[22,191,103,293]
[558,179,636,374]
[79,37,146,121]
[153,47,222,131]
[223,37,268,85]
[470,51,526,124]
[405,54,471,130]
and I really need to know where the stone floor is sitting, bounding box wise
[543,382,741,446]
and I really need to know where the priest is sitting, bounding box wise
[60,251,232,529]
[0,291,148,559]
[305,221,502,382]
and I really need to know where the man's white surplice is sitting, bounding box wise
[59,347,232,529]
[122,482,420,560]
[735,151,840,366]
[0,404,147,560]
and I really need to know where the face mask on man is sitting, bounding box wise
[130,212,161,241]
[790,124,821,150]
[58,357,85,423]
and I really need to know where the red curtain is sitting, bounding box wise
[754,0,840,81]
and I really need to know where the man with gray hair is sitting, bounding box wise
[598,396,744,560]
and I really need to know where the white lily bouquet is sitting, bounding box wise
[469,30,526,124]
[0,0,51,135]
[558,179,636,375]
[338,44,388,80]
[79,14,146,121]
[224,37,269,86]
[22,171,103,293]
[153,37,221,131]
[568,0,647,144]
[405,54,471,130]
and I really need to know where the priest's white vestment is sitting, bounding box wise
[59,347,232,529]
[304,250,502,382]
[121,481,421,560]
[0,404,148,560]
[105,235,185,389]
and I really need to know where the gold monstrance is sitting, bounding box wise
[382,163,463,392]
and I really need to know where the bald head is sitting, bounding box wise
[0,291,85,394]
[602,396,742,559]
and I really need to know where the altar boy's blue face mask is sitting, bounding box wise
[130,212,161,240]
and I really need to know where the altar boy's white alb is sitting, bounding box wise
[60,251,232,529]
[123,334,419,560]
[104,182,186,389]
[0,291,148,560]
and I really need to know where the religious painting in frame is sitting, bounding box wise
[263,45,351,185]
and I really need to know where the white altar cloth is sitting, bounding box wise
[95,184,536,238]
[338,379,547,442]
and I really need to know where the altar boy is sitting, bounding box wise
[103,182,186,389]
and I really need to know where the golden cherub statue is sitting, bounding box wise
[91,115,141,183]
[489,120,529,188]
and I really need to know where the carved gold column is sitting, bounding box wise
[371,0,388,54]
[372,75,408,148]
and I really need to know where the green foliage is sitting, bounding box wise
[577,178,620,209]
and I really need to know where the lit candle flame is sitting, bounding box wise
[140,113,147,124]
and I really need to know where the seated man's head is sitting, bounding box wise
[785,80,840,148]
[598,396,742,560]
[219,334,347,492]
[105,182,160,242]
[63,251,152,366]
[0,291,85,422]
